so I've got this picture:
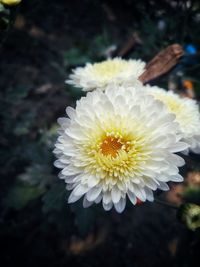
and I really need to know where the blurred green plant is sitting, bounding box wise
[182,186,200,205]
[178,203,200,231]
[4,182,46,210]
[64,35,111,68]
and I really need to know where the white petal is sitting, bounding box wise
[87,175,99,187]
[83,197,93,208]
[129,105,140,117]
[131,185,146,201]
[68,191,82,203]
[53,148,61,154]
[115,95,126,107]
[66,184,76,190]
[103,101,114,113]
[54,160,66,169]
[65,127,86,140]
[73,184,89,197]
[58,172,66,179]
[103,191,112,205]
[158,182,169,191]
[127,190,137,205]
[167,154,185,167]
[166,165,179,175]
[142,178,158,190]
[114,198,126,213]
[61,166,80,176]
[64,175,76,183]
[86,187,102,202]
[57,117,70,128]
[156,175,170,182]
[170,174,184,182]
[144,187,154,202]
[94,194,102,204]
[169,142,189,153]
[66,106,76,119]
[111,187,121,203]
[103,201,113,211]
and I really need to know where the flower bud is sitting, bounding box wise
[0,0,22,6]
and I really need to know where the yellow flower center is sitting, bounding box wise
[92,60,127,78]
[100,136,129,157]
[81,129,151,185]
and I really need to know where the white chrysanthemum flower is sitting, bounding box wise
[66,58,146,91]
[54,85,188,213]
[146,85,200,153]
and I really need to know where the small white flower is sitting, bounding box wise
[66,58,146,91]
[146,85,200,153]
[54,85,188,213]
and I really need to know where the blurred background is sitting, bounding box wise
[0,0,200,266]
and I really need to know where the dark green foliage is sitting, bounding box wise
[64,35,110,68]
[4,182,46,210]
[182,187,200,205]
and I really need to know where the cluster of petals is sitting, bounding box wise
[66,58,146,91]
[54,84,189,212]
[54,57,200,212]
[145,85,200,153]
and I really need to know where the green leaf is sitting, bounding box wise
[64,48,91,67]
[4,184,46,210]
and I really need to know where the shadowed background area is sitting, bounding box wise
[0,1,200,266]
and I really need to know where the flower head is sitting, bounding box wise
[0,0,21,5]
[54,85,187,212]
[146,86,200,153]
[66,58,146,91]
[179,203,200,231]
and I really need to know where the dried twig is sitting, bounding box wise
[139,44,184,84]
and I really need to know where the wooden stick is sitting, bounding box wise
[139,44,184,84]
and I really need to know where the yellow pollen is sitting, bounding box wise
[100,136,129,157]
